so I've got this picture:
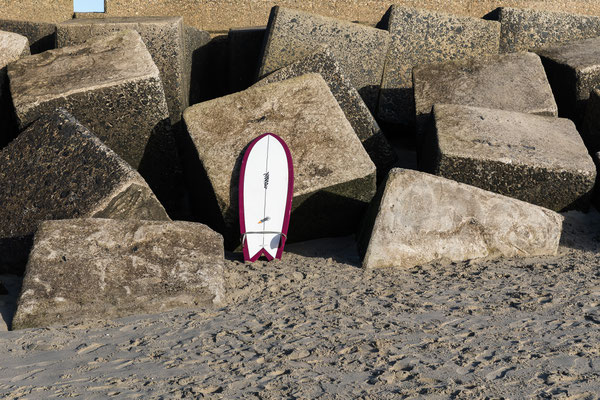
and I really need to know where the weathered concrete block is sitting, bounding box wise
[420,104,596,211]
[0,19,55,54]
[12,218,224,330]
[413,52,558,134]
[8,30,180,214]
[0,109,169,275]
[536,36,600,123]
[183,73,376,246]
[228,26,266,94]
[496,7,600,53]
[254,49,397,182]
[258,6,391,112]
[583,89,600,153]
[0,30,29,145]
[379,6,500,126]
[358,169,563,269]
[57,17,196,124]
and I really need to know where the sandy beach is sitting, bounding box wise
[0,210,598,398]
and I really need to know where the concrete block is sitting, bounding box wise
[582,88,600,153]
[0,19,55,54]
[184,25,211,107]
[496,7,600,53]
[254,49,397,182]
[258,6,391,112]
[182,73,376,246]
[0,109,169,274]
[358,169,563,269]
[536,36,600,123]
[57,16,194,123]
[8,30,180,215]
[413,52,558,134]
[0,30,29,145]
[420,104,596,211]
[12,218,224,330]
[379,6,500,126]
[228,26,266,94]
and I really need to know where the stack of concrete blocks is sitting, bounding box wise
[183,73,376,247]
[378,6,501,130]
[257,6,391,113]
[0,30,29,145]
[7,30,182,217]
[0,109,169,275]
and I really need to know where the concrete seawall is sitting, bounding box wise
[3,0,600,33]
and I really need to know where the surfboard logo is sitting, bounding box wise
[263,172,269,189]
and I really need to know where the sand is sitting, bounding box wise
[0,210,599,398]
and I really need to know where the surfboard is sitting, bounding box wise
[239,133,294,262]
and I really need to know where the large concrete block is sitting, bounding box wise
[258,6,391,112]
[8,30,180,215]
[496,7,600,53]
[0,19,55,54]
[0,30,29,146]
[254,49,397,182]
[536,36,600,123]
[0,109,169,274]
[12,218,224,330]
[420,104,596,211]
[228,26,266,94]
[57,17,199,123]
[412,52,558,134]
[184,25,211,107]
[379,6,500,126]
[583,89,600,153]
[358,169,563,269]
[183,73,376,246]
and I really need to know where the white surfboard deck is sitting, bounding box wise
[239,133,293,261]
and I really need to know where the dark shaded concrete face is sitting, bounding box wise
[258,6,390,113]
[57,17,192,123]
[0,109,169,273]
[497,7,600,53]
[182,73,376,246]
[359,169,563,269]
[255,49,397,182]
[420,104,596,211]
[379,6,500,126]
[12,219,225,330]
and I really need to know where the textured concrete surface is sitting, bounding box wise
[258,6,390,112]
[228,26,266,93]
[12,219,224,330]
[359,169,563,269]
[254,49,397,182]
[413,52,558,133]
[0,30,29,145]
[379,6,500,126]
[8,30,181,215]
[496,7,600,53]
[183,25,211,107]
[183,73,376,246]
[420,104,596,211]
[5,1,600,33]
[57,17,189,123]
[583,89,600,153]
[0,19,55,54]
[536,36,600,123]
[0,109,169,274]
